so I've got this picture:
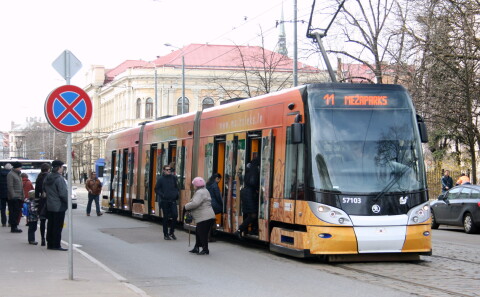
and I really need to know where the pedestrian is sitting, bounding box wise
[85,171,103,216]
[155,164,179,240]
[83,172,88,184]
[0,163,12,227]
[7,162,23,233]
[21,173,34,199]
[441,170,453,193]
[235,157,260,239]
[206,173,222,242]
[20,173,34,225]
[455,173,471,186]
[24,190,39,245]
[35,163,51,246]
[184,177,215,255]
[44,160,68,251]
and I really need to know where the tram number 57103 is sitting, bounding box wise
[343,197,362,204]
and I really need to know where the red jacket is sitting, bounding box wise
[22,177,34,198]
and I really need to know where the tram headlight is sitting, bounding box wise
[309,202,352,226]
[407,202,430,225]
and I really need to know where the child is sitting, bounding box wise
[24,190,39,245]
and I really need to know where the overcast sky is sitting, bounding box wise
[0,0,331,132]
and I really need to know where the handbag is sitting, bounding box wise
[184,211,193,224]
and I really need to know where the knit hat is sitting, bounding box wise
[192,177,206,188]
[12,162,22,169]
[52,160,64,168]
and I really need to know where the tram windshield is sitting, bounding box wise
[306,86,426,194]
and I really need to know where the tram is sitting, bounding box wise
[102,83,432,261]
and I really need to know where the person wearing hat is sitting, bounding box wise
[184,177,215,255]
[7,162,23,233]
[43,160,68,251]
[0,163,13,227]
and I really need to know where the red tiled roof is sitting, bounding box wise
[105,44,320,82]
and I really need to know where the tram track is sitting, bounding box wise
[330,263,476,297]
[314,255,480,297]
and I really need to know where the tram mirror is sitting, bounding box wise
[291,123,303,144]
[418,122,428,143]
[416,114,428,143]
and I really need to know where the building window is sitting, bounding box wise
[145,97,153,118]
[136,98,141,119]
[202,97,214,110]
[177,97,189,115]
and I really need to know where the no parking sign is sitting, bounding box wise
[45,85,92,133]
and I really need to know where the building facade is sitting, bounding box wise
[73,44,326,177]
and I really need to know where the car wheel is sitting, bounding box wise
[431,211,439,229]
[463,213,478,234]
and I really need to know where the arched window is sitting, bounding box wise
[202,97,214,110]
[136,98,141,119]
[145,97,153,118]
[177,97,189,115]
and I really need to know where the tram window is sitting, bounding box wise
[284,127,305,200]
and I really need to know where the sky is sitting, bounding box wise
[0,0,334,132]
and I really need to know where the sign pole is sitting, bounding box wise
[65,51,74,281]
[50,49,86,281]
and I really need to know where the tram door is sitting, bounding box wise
[107,151,117,208]
[120,148,129,210]
[213,136,226,230]
[147,144,158,216]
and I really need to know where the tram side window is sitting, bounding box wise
[284,127,305,200]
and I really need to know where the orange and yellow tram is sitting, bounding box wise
[102,83,432,261]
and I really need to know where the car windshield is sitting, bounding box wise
[307,105,426,194]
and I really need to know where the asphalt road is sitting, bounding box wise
[68,186,479,297]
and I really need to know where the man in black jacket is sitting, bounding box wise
[235,157,260,239]
[155,164,179,240]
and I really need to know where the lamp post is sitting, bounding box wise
[164,43,185,114]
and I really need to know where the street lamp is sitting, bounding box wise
[164,43,185,114]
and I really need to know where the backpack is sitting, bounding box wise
[22,201,29,216]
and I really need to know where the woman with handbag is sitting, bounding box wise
[184,177,215,255]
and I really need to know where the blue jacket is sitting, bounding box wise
[155,174,179,202]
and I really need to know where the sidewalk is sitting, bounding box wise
[0,220,146,296]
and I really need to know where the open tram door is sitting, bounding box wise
[105,150,117,210]
[146,143,159,216]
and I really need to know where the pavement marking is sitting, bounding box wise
[65,241,151,297]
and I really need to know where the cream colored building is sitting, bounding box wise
[73,44,326,177]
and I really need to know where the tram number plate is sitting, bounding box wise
[342,197,362,204]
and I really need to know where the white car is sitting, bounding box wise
[64,178,77,209]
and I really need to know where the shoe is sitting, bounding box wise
[41,239,46,246]
[234,230,242,240]
[198,249,209,255]
[2,224,6,227]
[169,234,177,240]
[164,235,171,240]
[86,214,90,216]
[29,241,38,245]
[97,213,103,216]
[189,247,199,253]
[48,247,67,251]
[11,229,22,233]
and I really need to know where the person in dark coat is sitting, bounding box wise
[7,162,23,233]
[441,170,453,193]
[155,164,179,240]
[206,173,223,215]
[235,157,260,239]
[35,163,51,246]
[0,163,12,227]
[44,160,68,251]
